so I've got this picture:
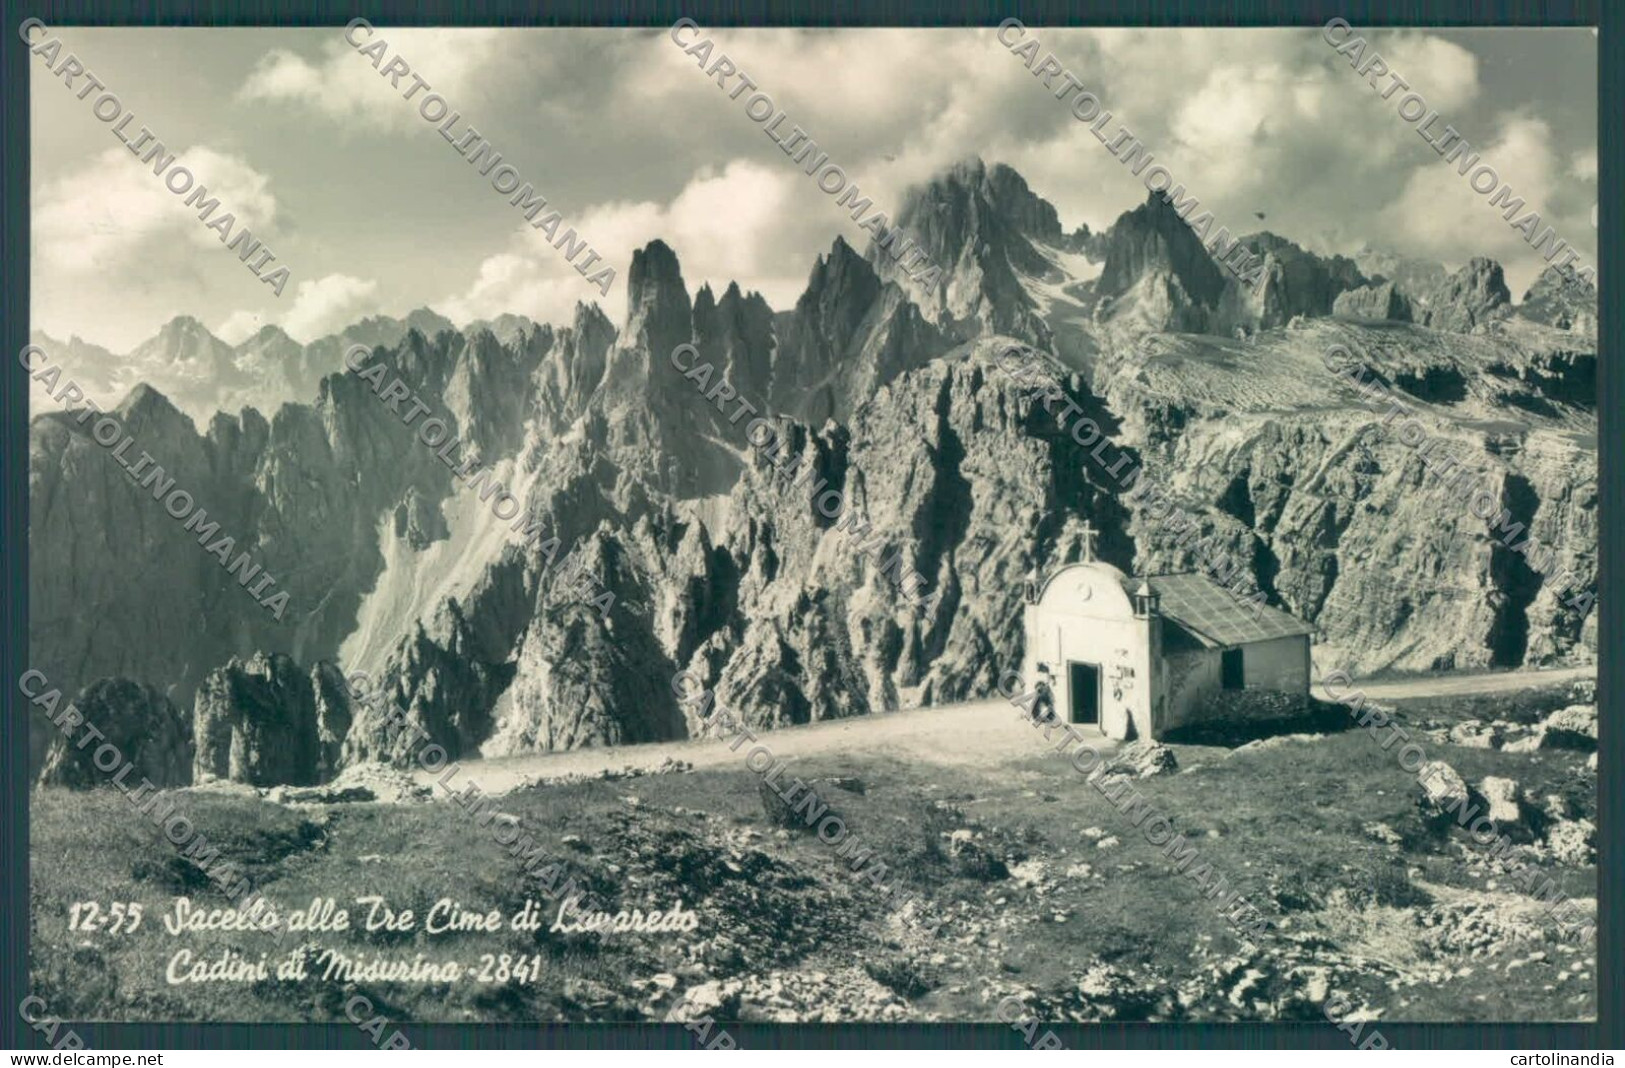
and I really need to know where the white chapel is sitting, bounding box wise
[1022,523,1314,741]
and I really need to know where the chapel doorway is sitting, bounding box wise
[1068,661,1100,726]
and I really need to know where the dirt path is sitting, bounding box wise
[427,664,1593,795]
[419,698,1109,795]
[1318,664,1594,701]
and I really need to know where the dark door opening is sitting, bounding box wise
[1221,648,1245,690]
[1068,662,1100,726]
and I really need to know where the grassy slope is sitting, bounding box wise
[31,689,1595,1023]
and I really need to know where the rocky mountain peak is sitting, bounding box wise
[693,276,776,406]
[806,237,882,328]
[901,157,1064,244]
[1420,256,1512,333]
[1095,193,1229,327]
[246,324,298,348]
[136,315,231,359]
[1518,265,1597,333]
[402,306,457,340]
[115,382,196,435]
[572,300,615,340]
[160,314,211,337]
[874,161,1058,342]
[464,313,544,349]
[693,282,717,320]
[1236,232,1368,329]
[984,161,1067,242]
[1353,245,1448,305]
[624,239,693,357]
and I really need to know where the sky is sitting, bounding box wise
[28,24,1598,352]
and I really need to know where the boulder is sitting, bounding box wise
[1491,720,1539,749]
[1478,776,1526,831]
[1536,794,1581,836]
[1545,818,1596,866]
[1538,704,1596,751]
[1104,742,1179,779]
[758,779,802,829]
[1416,760,1469,823]
[759,779,832,833]
[945,829,1008,880]
[1447,721,1500,749]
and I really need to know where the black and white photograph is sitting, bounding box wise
[6,7,1614,1056]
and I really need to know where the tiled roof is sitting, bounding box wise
[1146,572,1314,647]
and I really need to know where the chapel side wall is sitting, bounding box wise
[1164,647,1221,732]
[1243,635,1311,698]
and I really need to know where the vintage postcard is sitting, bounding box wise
[11,11,1604,1055]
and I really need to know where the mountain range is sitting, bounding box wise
[29,157,1597,788]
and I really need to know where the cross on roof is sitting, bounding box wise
[1080,520,1098,562]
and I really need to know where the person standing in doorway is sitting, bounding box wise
[1033,666,1058,725]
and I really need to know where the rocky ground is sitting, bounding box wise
[31,682,1594,1024]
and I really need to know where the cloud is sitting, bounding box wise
[215,309,265,345]
[239,29,513,132]
[217,273,383,344]
[598,26,1495,247]
[1388,114,1595,294]
[34,145,279,275]
[1048,28,1482,241]
[282,274,382,341]
[32,144,283,349]
[429,27,1592,330]
[435,158,836,329]
[37,28,1597,348]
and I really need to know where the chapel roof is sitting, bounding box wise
[1146,572,1315,647]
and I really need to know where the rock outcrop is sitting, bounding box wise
[1334,280,1413,322]
[1233,233,1368,329]
[1518,266,1597,334]
[1094,194,1229,333]
[1420,257,1512,332]
[38,678,194,789]
[194,654,348,786]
